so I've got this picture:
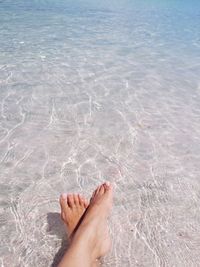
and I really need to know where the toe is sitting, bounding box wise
[104,181,111,191]
[99,184,106,195]
[78,194,84,206]
[91,186,100,201]
[81,196,89,208]
[73,194,79,206]
[67,194,75,208]
[78,194,89,209]
[60,193,68,201]
[60,193,70,213]
[84,199,89,208]
[95,185,101,195]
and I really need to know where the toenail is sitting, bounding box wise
[61,193,67,199]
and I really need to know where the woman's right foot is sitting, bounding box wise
[71,182,113,260]
[60,193,88,238]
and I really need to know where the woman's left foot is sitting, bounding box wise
[60,193,88,237]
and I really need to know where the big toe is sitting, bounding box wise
[60,193,70,216]
[94,183,107,197]
[91,182,113,206]
[104,182,112,194]
[98,182,112,196]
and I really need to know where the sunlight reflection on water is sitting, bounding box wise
[0,0,200,266]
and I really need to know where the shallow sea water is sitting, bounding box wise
[0,0,200,266]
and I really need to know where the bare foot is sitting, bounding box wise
[60,193,88,237]
[72,182,113,260]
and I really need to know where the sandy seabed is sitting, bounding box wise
[1,1,200,266]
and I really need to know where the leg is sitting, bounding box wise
[58,182,113,267]
[59,193,99,267]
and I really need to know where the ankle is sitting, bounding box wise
[69,236,98,263]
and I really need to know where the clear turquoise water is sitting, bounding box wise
[0,1,200,266]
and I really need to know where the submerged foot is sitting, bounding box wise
[72,182,113,260]
[60,193,88,237]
